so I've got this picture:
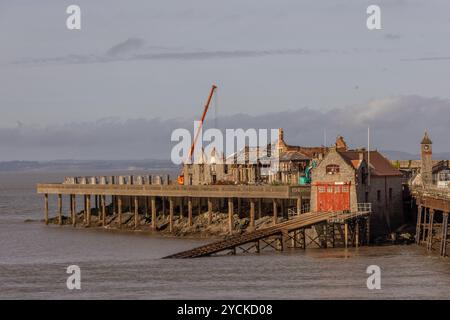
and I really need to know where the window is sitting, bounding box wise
[318,186,325,193]
[389,188,393,200]
[335,186,340,193]
[377,190,381,201]
[326,164,340,174]
[342,185,349,193]
[365,192,369,202]
[327,186,333,193]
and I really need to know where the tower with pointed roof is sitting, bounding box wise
[421,131,433,185]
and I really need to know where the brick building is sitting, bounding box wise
[310,146,404,237]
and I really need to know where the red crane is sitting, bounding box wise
[177,84,217,185]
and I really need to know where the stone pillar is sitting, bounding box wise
[58,194,62,225]
[44,194,49,225]
[169,198,174,233]
[416,205,422,244]
[228,198,234,234]
[188,198,193,226]
[151,197,156,230]
[207,198,213,225]
[250,199,255,230]
[273,199,278,225]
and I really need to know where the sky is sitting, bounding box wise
[0,0,450,160]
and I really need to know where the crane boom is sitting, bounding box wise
[177,85,217,185]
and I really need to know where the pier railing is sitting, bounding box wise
[327,203,372,223]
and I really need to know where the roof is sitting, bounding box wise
[339,150,402,177]
[279,150,310,162]
[421,131,432,144]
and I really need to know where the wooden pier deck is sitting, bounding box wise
[164,209,371,258]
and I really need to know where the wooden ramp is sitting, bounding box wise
[163,212,336,259]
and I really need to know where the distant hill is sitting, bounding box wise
[0,160,178,172]
[381,150,450,161]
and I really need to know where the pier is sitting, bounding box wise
[36,175,373,257]
[37,175,310,233]
[411,185,450,257]
[164,205,371,258]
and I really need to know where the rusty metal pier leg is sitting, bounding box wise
[72,195,77,227]
[441,212,448,257]
[355,221,359,248]
[416,205,422,244]
[134,196,139,229]
[101,195,106,226]
[86,195,91,227]
[58,194,62,225]
[427,209,435,251]
[258,198,262,219]
[207,198,213,225]
[228,198,233,234]
[69,194,73,225]
[118,196,122,229]
[273,199,277,225]
[179,198,184,219]
[422,208,428,243]
[188,198,193,226]
[169,198,174,233]
[151,196,156,230]
[344,223,349,248]
[44,194,49,225]
[250,199,255,230]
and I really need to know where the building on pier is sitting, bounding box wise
[311,146,404,237]
[182,128,342,186]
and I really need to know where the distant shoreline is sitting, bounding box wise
[0,159,178,173]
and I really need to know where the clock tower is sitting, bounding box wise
[420,131,433,185]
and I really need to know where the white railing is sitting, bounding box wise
[327,203,372,223]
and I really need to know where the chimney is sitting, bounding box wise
[359,152,364,161]
[278,128,284,143]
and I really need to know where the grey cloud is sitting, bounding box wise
[402,56,450,62]
[14,45,309,65]
[0,95,448,161]
[384,33,402,40]
[106,37,146,57]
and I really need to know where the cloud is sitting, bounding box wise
[0,95,448,161]
[106,37,146,57]
[384,33,402,40]
[14,45,309,65]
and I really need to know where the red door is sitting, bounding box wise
[316,183,350,212]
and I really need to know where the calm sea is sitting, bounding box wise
[0,171,449,299]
